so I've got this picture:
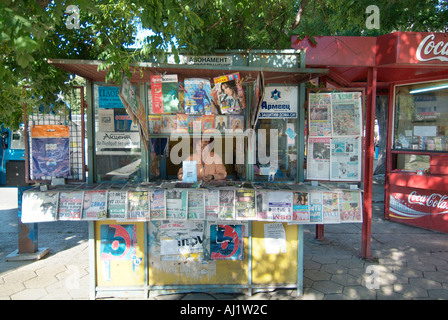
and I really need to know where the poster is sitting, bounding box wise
[166,189,188,220]
[213,73,246,114]
[58,191,84,220]
[235,189,256,219]
[322,192,340,224]
[307,138,331,180]
[127,190,149,220]
[218,190,235,220]
[210,224,244,260]
[267,191,293,222]
[264,223,287,254]
[108,191,127,220]
[204,190,219,220]
[98,86,123,109]
[98,109,115,132]
[330,137,361,181]
[82,190,107,220]
[184,78,212,114]
[258,86,298,119]
[31,125,70,180]
[159,221,204,260]
[340,191,363,223]
[150,189,166,220]
[291,192,310,224]
[21,191,59,223]
[187,190,205,220]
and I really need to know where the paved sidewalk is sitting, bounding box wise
[1,181,448,300]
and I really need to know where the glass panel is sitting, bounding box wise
[394,81,448,151]
[94,84,142,182]
[254,118,297,182]
[395,154,430,171]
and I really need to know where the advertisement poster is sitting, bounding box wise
[159,221,204,261]
[258,86,298,119]
[82,190,107,220]
[184,78,212,114]
[31,125,70,180]
[58,191,84,220]
[21,191,59,223]
[210,224,244,260]
[150,189,166,220]
[98,86,123,109]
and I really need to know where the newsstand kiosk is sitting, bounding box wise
[21,50,368,299]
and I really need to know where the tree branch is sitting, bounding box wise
[290,0,309,30]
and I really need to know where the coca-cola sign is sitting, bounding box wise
[390,189,448,218]
[416,34,448,63]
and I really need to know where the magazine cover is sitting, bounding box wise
[308,92,332,137]
[176,113,189,133]
[210,224,244,260]
[291,192,310,224]
[228,115,245,132]
[204,190,219,220]
[107,191,127,220]
[161,115,177,134]
[255,190,269,220]
[340,191,362,223]
[202,114,215,133]
[213,73,246,114]
[188,115,202,133]
[187,190,205,220]
[82,190,108,220]
[58,191,84,220]
[235,189,256,219]
[148,115,162,134]
[150,74,179,114]
[30,125,70,180]
[309,192,323,224]
[127,190,149,220]
[214,115,227,133]
[306,137,331,181]
[267,191,293,222]
[322,191,340,224]
[218,189,235,220]
[22,191,59,223]
[166,189,188,220]
[150,189,166,220]
[184,78,212,114]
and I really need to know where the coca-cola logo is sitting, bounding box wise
[408,191,448,210]
[416,34,448,62]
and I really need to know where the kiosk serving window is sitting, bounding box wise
[393,81,448,170]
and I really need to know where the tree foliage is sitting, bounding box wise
[1,0,447,129]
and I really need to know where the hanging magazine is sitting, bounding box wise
[107,190,127,220]
[330,137,361,182]
[166,189,188,220]
[30,125,70,180]
[127,190,149,220]
[291,192,310,224]
[204,190,219,220]
[235,189,256,219]
[322,191,340,224]
[150,189,166,220]
[187,190,205,220]
[218,189,235,220]
[213,73,246,114]
[340,191,362,223]
[184,78,212,114]
[82,190,107,220]
[306,138,330,180]
[331,92,362,136]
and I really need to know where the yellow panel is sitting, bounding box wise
[95,220,145,287]
[252,222,298,284]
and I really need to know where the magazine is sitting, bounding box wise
[218,189,235,220]
[213,72,246,114]
[58,191,84,220]
[150,74,179,114]
[340,191,362,223]
[187,190,205,220]
[235,188,256,219]
[176,114,189,133]
[322,191,340,224]
[127,190,149,220]
[202,114,215,133]
[214,115,227,134]
[306,138,331,181]
[267,191,293,222]
[204,190,219,220]
[309,192,323,224]
[82,190,108,220]
[107,190,127,220]
[330,137,361,182]
[161,115,177,134]
[166,189,188,220]
[255,190,269,220]
[184,78,212,114]
[308,93,332,137]
[227,115,245,132]
[150,189,166,220]
[291,192,310,224]
[148,115,162,134]
[331,92,362,136]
